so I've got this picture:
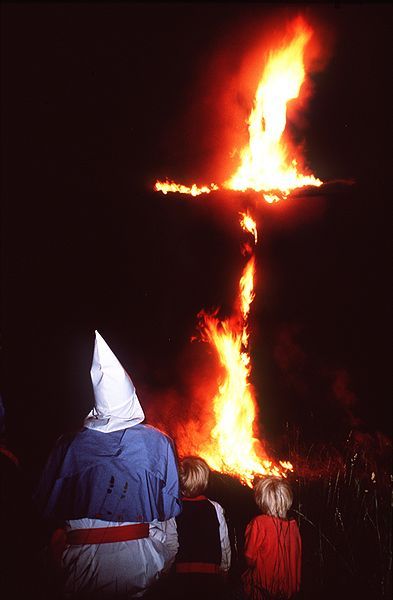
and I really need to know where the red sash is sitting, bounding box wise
[50,522,149,565]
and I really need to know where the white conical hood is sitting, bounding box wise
[84,330,145,433]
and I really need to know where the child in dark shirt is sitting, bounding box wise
[173,456,232,599]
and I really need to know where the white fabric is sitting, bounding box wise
[208,499,232,572]
[171,499,231,572]
[84,330,145,433]
[62,517,178,598]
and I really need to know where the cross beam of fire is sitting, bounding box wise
[153,18,323,485]
[155,19,322,203]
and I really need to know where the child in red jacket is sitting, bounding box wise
[242,476,301,600]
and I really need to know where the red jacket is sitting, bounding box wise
[242,514,301,599]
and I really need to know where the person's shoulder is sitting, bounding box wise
[250,513,265,521]
[247,513,267,528]
[124,423,174,444]
[51,429,80,449]
[207,498,230,521]
[207,498,225,511]
[50,428,96,458]
[60,424,92,440]
[59,427,93,446]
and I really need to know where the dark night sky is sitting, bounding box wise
[1,2,392,472]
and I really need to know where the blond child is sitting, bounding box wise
[172,456,232,599]
[242,476,301,600]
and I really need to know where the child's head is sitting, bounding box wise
[253,476,293,519]
[179,456,210,498]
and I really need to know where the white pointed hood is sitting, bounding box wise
[84,330,145,433]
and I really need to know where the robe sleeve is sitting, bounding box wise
[32,435,71,523]
[149,517,179,573]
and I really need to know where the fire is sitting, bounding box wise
[154,18,322,202]
[154,180,219,196]
[239,256,255,322]
[224,18,322,200]
[240,211,258,244]
[194,214,292,486]
[151,19,321,484]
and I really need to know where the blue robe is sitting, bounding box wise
[34,425,181,523]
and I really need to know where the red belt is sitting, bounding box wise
[50,523,149,565]
[176,562,221,574]
[66,523,149,545]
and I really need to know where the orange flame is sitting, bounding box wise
[239,255,255,324]
[224,18,322,201]
[240,211,258,244]
[154,180,219,196]
[193,216,292,486]
[151,22,314,484]
[154,18,322,202]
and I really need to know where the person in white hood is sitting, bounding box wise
[34,330,182,599]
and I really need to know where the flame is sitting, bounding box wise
[263,193,283,204]
[194,216,292,486]
[240,255,255,323]
[150,22,318,484]
[224,19,322,200]
[154,18,322,202]
[154,180,219,196]
[240,211,258,244]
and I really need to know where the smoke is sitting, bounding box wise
[139,338,221,457]
[331,368,362,428]
[272,323,364,436]
[273,322,308,397]
[271,320,392,479]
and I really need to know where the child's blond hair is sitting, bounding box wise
[253,476,293,519]
[179,456,210,498]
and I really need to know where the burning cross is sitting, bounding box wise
[153,17,326,486]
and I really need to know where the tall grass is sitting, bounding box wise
[208,426,392,600]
